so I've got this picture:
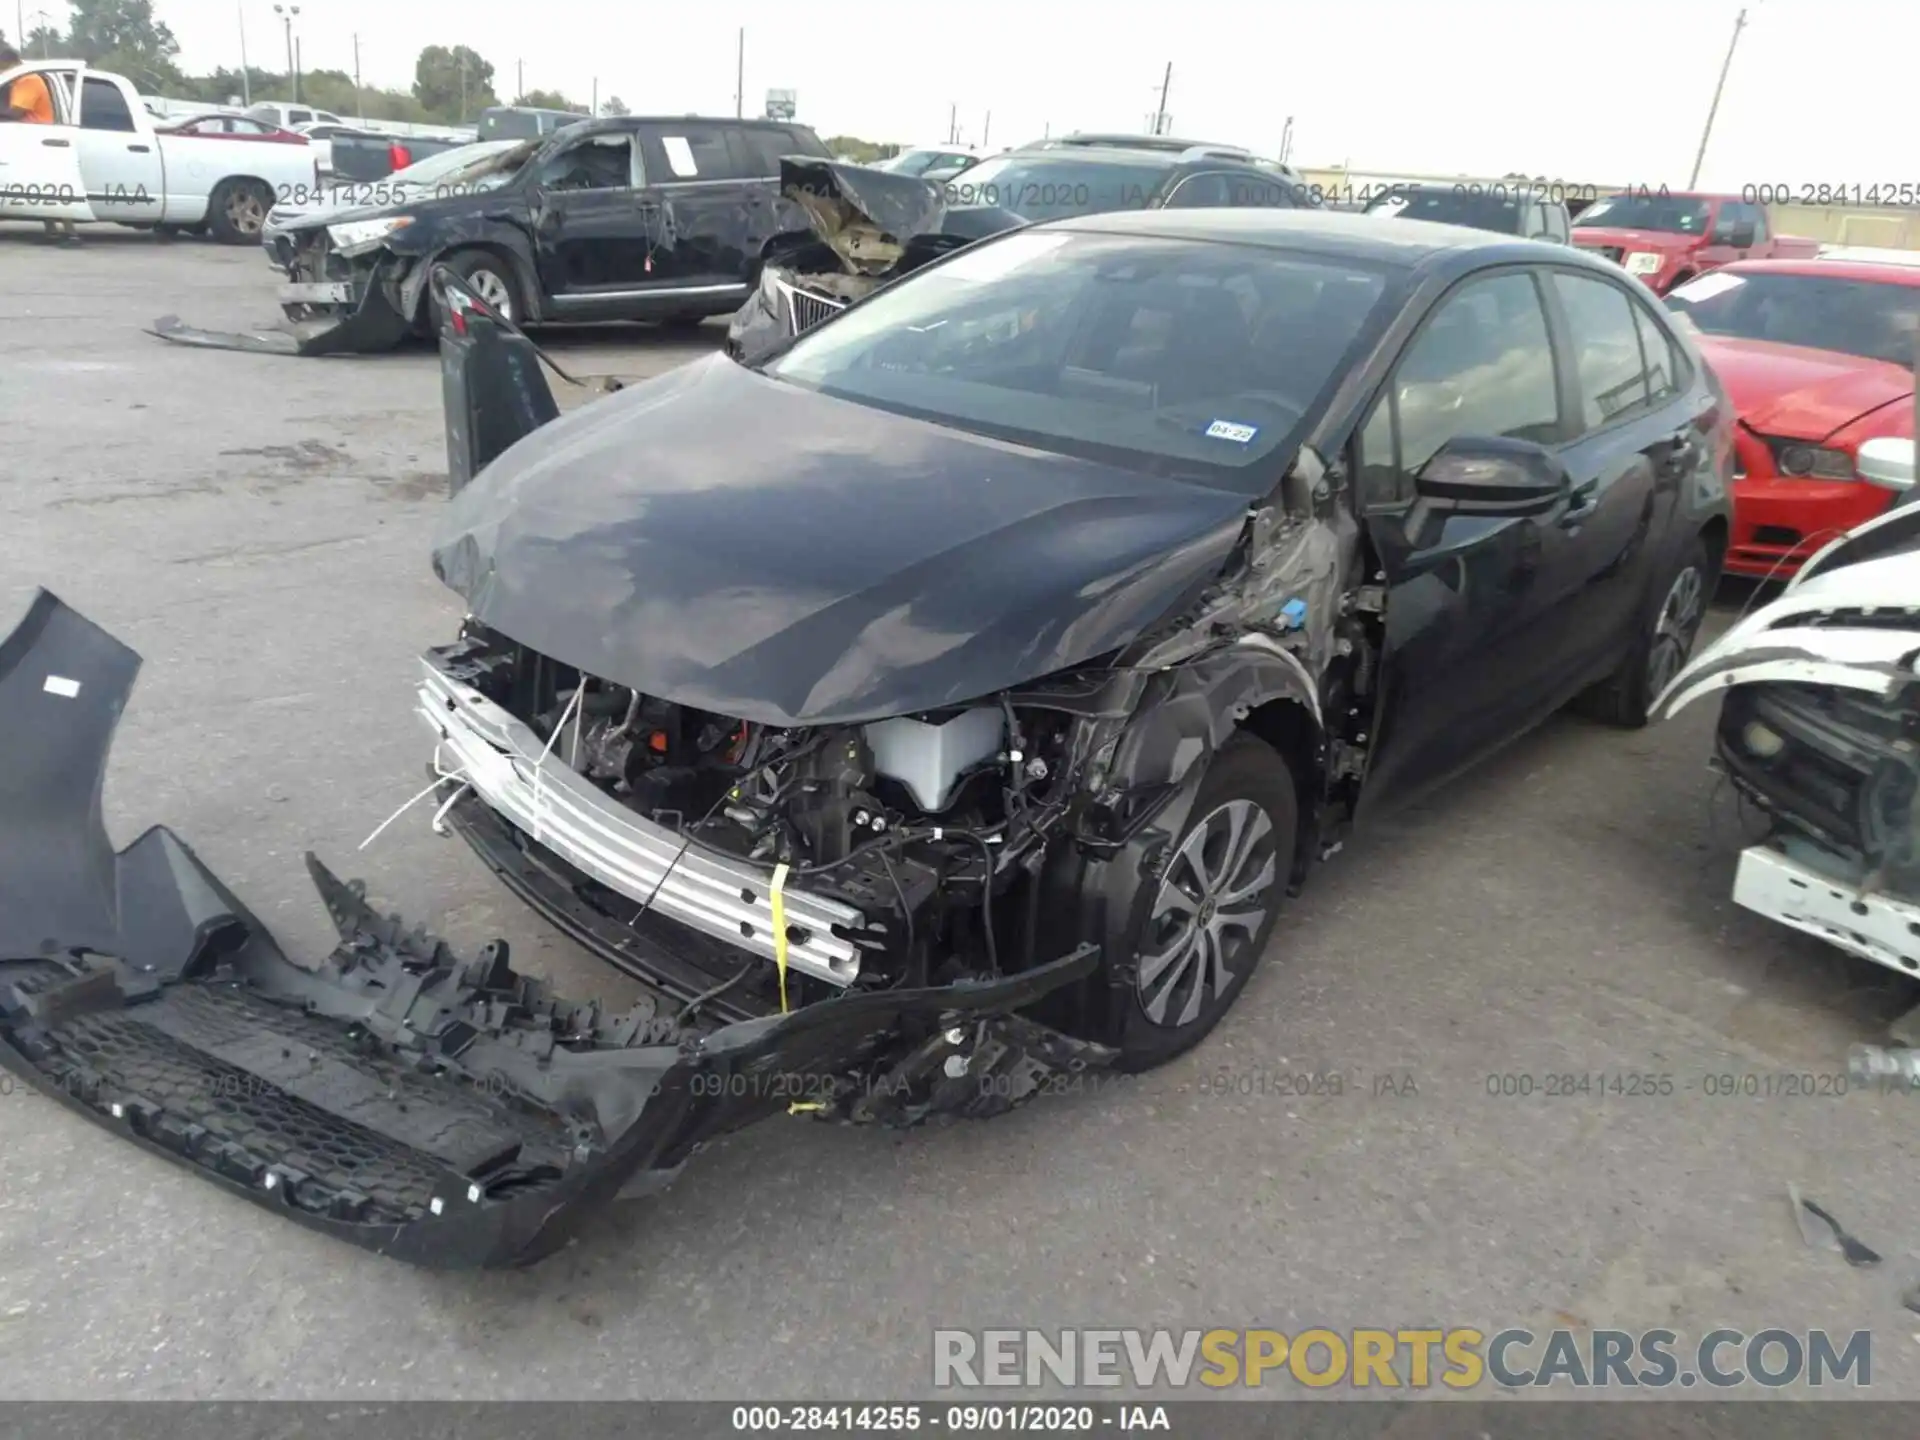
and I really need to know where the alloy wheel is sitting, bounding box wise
[1646,564,1706,698]
[228,186,267,236]
[1136,798,1278,1028]
[470,269,514,323]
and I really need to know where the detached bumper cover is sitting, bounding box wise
[147,252,415,358]
[0,591,1109,1269]
[1733,842,1920,976]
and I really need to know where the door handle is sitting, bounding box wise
[41,137,71,148]
[128,144,151,153]
[1558,482,1600,529]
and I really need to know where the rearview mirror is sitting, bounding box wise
[1413,436,1572,516]
[1857,436,1916,492]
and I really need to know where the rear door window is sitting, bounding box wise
[644,124,745,180]
[1162,171,1232,208]
[1550,270,1654,430]
[79,76,137,132]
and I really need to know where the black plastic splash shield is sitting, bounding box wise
[0,590,1109,1268]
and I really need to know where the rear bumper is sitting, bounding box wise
[0,590,1110,1269]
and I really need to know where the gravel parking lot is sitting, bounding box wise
[2,226,1917,1402]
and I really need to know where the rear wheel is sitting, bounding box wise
[1109,734,1297,1072]
[1574,535,1714,728]
[207,178,273,245]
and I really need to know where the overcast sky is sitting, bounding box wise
[139,0,1907,184]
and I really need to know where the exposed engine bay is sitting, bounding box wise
[431,620,1087,1006]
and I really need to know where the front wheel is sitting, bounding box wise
[207,178,272,245]
[1575,535,1714,728]
[1109,734,1297,1072]
[429,249,523,332]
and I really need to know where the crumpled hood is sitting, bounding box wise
[780,157,947,272]
[431,354,1251,726]
[1696,336,1912,442]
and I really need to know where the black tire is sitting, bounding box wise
[430,248,524,331]
[1108,733,1298,1072]
[1573,534,1715,728]
[207,178,273,245]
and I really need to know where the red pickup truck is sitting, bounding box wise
[1570,190,1818,294]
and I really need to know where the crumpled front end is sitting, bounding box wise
[149,226,420,357]
[0,591,1109,1269]
[1654,511,1920,977]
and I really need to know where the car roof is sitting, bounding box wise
[1706,257,1920,286]
[1040,206,1614,273]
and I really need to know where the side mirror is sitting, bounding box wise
[1414,436,1571,517]
[1857,436,1916,492]
[1726,223,1756,248]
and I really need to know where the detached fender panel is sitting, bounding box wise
[0,591,1109,1269]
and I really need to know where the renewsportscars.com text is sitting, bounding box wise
[932,1327,1871,1390]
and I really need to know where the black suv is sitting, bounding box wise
[162,115,842,356]
[726,138,1318,362]
[1363,183,1573,243]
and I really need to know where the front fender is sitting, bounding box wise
[396,223,544,324]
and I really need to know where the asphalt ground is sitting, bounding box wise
[1,225,1917,1403]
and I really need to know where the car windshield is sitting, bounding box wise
[1366,188,1524,232]
[940,155,1172,220]
[1574,194,1712,235]
[764,229,1391,490]
[888,149,961,176]
[393,141,523,188]
[1665,270,1920,366]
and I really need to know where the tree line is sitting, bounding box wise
[2,0,631,125]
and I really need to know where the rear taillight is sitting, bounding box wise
[391,142,411,170]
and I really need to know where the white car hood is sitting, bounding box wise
[1652,541,1920,721]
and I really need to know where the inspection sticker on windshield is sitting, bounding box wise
[1205,420,1260,444]
[1671,271,1744,302]
[42,675,80,699]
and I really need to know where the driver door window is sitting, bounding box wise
[1381,270,1560,500]
[538,135,637,191]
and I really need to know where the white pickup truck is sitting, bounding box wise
[0,62,319,242]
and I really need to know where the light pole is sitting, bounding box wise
[28,5,50,56]
[237,1,251,105]
[1689,3,1756,189]
[272,4,299,103]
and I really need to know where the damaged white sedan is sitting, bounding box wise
[1655,440,1920,976]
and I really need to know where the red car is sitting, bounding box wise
[157,113,310,145]
[1665,258,1920,578]
[1571,191,1818,295]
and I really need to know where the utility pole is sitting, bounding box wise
[237,1,251,105]
[982,111,990,148]
[1152,61,1171,136]
[294,36,301,100]
[459,50,468,121]
[947,102,957,144]
[1689,6,1749,188]
[734,27,744,118]
[516,59,522,103]
[591,76,598,115]
[1279,115,1293,165]
[352,34,361,119]
[272,4,298,102]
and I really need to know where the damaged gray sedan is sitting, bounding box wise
[3,212,1732,1269]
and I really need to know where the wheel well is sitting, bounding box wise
[1670,269,1695,286]
[1236,697,1322,890]
[214,175,273,197]
[418,243,526,320]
